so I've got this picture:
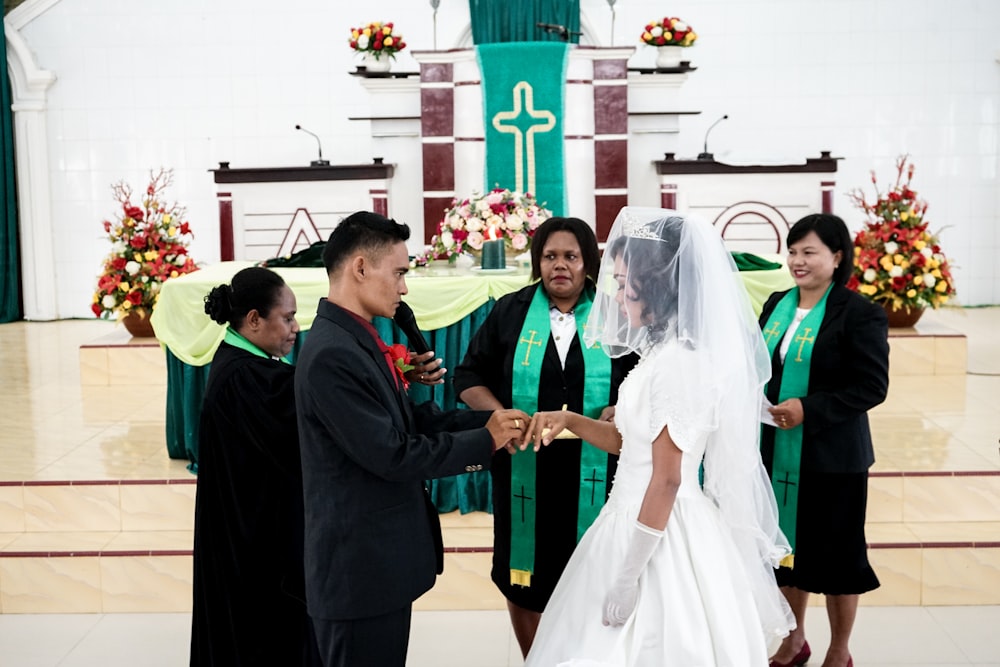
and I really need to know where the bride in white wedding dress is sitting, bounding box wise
[522,208,795,666]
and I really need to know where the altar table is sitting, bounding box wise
[151,259,792,512]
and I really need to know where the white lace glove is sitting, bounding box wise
[602,520,664,626]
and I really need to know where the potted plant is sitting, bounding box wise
[640,16,697,68]
[349,21,406,73]
[423,188,550,265]
[848,155,956,327]
[91,168,198,336]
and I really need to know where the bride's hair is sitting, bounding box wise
[608,218,682,346]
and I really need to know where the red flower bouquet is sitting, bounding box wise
[91,169,198,321]
[848,156,956,312]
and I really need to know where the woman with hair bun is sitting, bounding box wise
[191,266,319,666]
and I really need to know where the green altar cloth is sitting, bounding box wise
[152,258,793,512]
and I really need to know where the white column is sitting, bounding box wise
[4,21,57,320]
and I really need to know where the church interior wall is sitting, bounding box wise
[5,0,998,318]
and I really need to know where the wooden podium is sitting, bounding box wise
[211,160,395,261]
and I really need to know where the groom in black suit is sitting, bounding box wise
[295,211,528,666]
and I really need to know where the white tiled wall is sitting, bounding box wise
[9,0,999,317]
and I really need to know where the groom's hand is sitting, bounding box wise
[485,409,530,453]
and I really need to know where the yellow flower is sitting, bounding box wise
[914,275,923,285]
[119,282,130,292]
[384,37,394,47]
[854,246,861,256]
[858,284,878,295]
[893,253,904,264]
[382,27,391,35]
[935,280,948,293]
[932,269,942,278]
[900,211,909,222]
[362,28,371,37]
[167,226,177,237]
[170,270,180,279]
[914,239,926,250]
[642,31,652,41]
[122,301,132,310]
[351,30,359,39]
[163,214,172,224]
[879,256,893,271]
[144,250,158,261]
[906,289,916,298]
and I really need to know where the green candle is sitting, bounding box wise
[481,238,505,270]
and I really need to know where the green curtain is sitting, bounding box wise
[469,0,581,44]
[0,31,21,322]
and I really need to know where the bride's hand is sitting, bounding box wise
[524,411,573,452]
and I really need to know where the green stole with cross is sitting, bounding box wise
[761,284,832,565]
[509,285,611,587]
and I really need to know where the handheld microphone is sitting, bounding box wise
[536,22,578,40]
[295,124,330,167]
[393,301,431,355]
[698,115,729,161]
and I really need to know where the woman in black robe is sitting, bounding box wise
[190,266,319,666]
[454,218,637,658]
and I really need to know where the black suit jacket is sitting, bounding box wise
[759,284,890,473]
[295,299,494,621]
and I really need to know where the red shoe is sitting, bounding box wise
[768,640,811,667]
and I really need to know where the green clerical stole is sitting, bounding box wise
[761,284,832,565]
[509,285,611,586]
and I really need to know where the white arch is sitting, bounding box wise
[4,18,58,319]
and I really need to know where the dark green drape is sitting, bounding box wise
[469,0,580,44]
[0,31,21,322]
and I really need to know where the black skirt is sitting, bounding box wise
[774,470,880,595]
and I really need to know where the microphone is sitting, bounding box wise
[295,124,330,167]
[536,22,579,40]
[393,301,431,355]
[698,114,728,161]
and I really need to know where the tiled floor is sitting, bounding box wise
[0,307,998,665]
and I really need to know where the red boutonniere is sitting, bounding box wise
[388,343,414,390]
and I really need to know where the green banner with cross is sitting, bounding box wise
[477,42,568,215]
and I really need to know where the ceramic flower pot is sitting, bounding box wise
[122,310,156,337]
[362,52,392,73]
[655,45,685,68]
[882,302,924,328]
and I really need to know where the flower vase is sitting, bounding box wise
[362,52,392,73]
[655,46,685,68]
[122,311,156,338]
[882,303,925,328]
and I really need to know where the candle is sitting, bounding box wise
[481,228,506,270]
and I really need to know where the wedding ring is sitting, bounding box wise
[514,419,521,430]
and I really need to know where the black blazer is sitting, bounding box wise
[295,299,494,621]
[759,284,890,473]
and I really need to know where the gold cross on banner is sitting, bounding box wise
[519,329,544,366]
[492,81,555,194]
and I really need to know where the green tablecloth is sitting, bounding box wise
[152,259,792,512]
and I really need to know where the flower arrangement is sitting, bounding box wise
[91,169,198,321]
[640,17,697,47]
[424,188,550,262]
[349,21,406,60]
[847,156,956,313]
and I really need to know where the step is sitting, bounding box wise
[887,318,966,376]
[79,329,165,387]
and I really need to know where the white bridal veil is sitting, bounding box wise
[585,207,796,641]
